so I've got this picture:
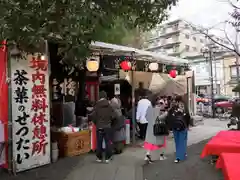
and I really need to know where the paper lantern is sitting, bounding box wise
[41,55,46,60]
[120,60,131,71]
[169,69,177,78]
[86,57,100,72]
[148,62,159,71]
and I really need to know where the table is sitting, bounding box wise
[216,153,240,180]
[201,131,240,158]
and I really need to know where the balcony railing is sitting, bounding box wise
[160,27,179,37]
[146,37,180,50]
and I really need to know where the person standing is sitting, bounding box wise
[144,97,168,163]
[136,95,151,140]
[167,96,190,163]
[89,91,118,163]
[75,93,92,127]
[135,82,145,102]
[135,82,151,102]
[110,97,125,154]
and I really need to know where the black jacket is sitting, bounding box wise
[75,98,92,117]
[167,103,191,129]
[89,99,117,129]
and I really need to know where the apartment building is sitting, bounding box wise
[222,53,239,96]
[144,19,229,57]
[188,52,239,96]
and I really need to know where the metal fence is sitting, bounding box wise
[197,103,212,117]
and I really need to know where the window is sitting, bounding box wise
[234,92,239,96]
[173,34,179,41]
[200,39,204,43]
[184,24,189,29]
[161,28,166,34]
[173,45,180,52]
[185,34,189,39]
[230,65,239,78]
[173,23,179,30]
[193,47,197,51]
[193,37,197,41]
[185,45,190,51]
[153,40,158,46]
[196,67,201,73]
[161,39,166,45]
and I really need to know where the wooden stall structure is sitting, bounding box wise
[0,40,190,174]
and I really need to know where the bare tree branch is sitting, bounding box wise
[186,19,240,56]
[223,22,236,49]
[227,0,240,10]
[201,30,240,56]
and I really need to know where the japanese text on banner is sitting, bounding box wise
[30,56,48,156]
[13,69,30,164]
[11,54,50,172]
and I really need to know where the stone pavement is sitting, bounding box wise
[1,118,229,180]
[123,118,229,161]
[143,139,224,180]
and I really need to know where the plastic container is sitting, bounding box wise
[51,142,59,162]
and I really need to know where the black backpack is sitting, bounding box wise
[172,110,186,131]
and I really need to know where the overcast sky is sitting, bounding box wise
[168,0,232,26]
[166,0,237,37]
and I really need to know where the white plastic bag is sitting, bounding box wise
[102,139,106,149]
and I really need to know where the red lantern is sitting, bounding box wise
[169,69,177,78]
[120,60,131,71]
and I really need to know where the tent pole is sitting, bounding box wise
[131,70,136,144]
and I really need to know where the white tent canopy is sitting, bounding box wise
[90,41,188,65]
[99,71,189,96]
[115,71,187,94]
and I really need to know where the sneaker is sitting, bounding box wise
[145,155,153,163]
[159,154,167,161]
[96,158,102,163]
[105,157,113,163]
[227,123,231,128]
[174,159,180,163]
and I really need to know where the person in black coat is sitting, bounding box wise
[167,96,191,163]
[75,93,92,126]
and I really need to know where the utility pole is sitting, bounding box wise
[235,27,240,87]
[209,46,216,118]
[214,57,218,94]
[202,35,216,118]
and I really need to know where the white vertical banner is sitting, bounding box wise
[11,54,50,172]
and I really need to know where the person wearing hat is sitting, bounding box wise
[89,91,119,163]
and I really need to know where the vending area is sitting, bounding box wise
[0,40,190,174]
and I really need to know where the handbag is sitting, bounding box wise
[153,112,169,136]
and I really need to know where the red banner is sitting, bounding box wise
[0,40,8,168]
